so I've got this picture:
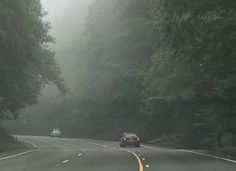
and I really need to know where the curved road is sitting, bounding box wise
[0,136,235,171]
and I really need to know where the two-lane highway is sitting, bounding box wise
[0,136,235,171]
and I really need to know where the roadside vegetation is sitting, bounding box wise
[0,0,66,150]
[50,0,235,149]
[0,125,24,152]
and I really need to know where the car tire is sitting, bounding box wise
[135,144,140,147]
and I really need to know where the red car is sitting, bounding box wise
[119,133,140,147]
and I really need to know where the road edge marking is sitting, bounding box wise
[142,145,236,164]
[176,149,236,164]
[128,150,144,171]
[0,149,36,161]
[0,139,40,162]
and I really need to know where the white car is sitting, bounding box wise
[50,128,62,138]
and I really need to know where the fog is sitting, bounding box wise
[41,0,91,86]
[0,2,236,170]
[5,0,93,135]
[2,0,235,151]
[36,0,92,96]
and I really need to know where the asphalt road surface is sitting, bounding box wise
[0,136,235,171]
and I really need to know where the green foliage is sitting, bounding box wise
[10,0,235,148]
[46,0,235,147]
[0,0,66,120]
[146,0,236,102]
[143,0,236,146]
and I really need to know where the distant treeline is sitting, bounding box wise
[4,0,236,148]
[48,0,235,148]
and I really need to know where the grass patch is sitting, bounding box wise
[0,126,24,153]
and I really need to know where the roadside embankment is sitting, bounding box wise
[149,134,236,160]
[0,126,25,153]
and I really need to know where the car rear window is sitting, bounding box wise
[125,134,137,138]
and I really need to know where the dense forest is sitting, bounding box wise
[0,0,65,145]
[3,0,236,149]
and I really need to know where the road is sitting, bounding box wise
[0,136,235,171]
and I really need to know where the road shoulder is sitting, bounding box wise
[0,138,38,161]
[142,144,236,164]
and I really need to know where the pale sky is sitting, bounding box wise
[39,0,92,84]
[41,0,67,22]
[41,0,67,13]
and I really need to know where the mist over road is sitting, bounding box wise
[0,136,235,171]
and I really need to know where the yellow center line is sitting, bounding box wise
[87,142,144,171]
[128,150,144,171]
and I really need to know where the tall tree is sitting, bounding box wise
[0,0,66,120]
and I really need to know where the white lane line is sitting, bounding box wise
[0,149,36,161]
[62,159,69,164]
[142,145,161,150]
[142,145,236,164]
[145,164,150,168]
[0,139,40,162]
[87,142,116,150]
[77,153,82,157]
[176,149,236,164]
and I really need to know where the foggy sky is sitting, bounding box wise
[17,0,92,116]
[41,0,66,20]
[40,0,92,85]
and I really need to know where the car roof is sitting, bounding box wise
[122,132,138,136]
[123,132,137,134]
